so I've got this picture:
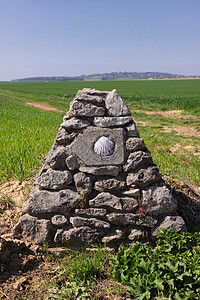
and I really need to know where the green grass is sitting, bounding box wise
[0,79,200,113]
[0,95,63,182]
[0,79,199,184]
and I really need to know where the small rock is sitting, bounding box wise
[65,155,79,171]
[74,172,92,196]
[89,192,123,210]
[123,151,153,172]
[75,208,107,217]
[23,190,79,215]
[126,137,145,152]
[75,88,107,104]
[61,118,90,129]
[67,100,105,117]
[121,188,140,197]
[93,116,132,127]
[105,89,131,117]
[125,121,139,137]
[70,216,110,229]
[126,165,161,187]
[55,127,78,144]
[51,215,69,226]
[14,214,53,244]
[121,198,138,211]
[94,178,126,192]
[151,215,187,239]
[128,229,144,241]
[142,183,177,216]
[106,213,157,227]
[45,149,66,169]
[101,229,125,243]
[79,166,120,177]
[54,226,103,244]
[36,169,73,190]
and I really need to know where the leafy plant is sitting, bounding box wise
[110,230,200,299]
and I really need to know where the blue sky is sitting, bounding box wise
[0,0,199,81]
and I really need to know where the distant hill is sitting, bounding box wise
[12,71,198,82]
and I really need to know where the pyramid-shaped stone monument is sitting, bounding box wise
[14,88,186,247]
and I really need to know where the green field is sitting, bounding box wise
[0,79,200,184]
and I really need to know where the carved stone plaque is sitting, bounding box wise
[70,127,125,166]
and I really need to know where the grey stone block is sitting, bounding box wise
[105,89,131,116]
[67,100,105,117]
[142,183,177,217]
[151,216,186,239]
[74,172,92,196]
[126,165,161,187]
[79,166,120,176]
[61,118,90,129]
[123,151,153,172]
[75,208,107,217]
[93,116,132,127]
[94,178,126,192]
[70,216,110,229]
[70,127,125,166]
[36,169,72,190]
[126,137,145,151]
[23,190,79,215]
[14,214,53,244]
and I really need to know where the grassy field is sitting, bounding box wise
[0,79,200,299]
[0,79,199,184]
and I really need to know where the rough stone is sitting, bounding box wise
[75,208,107,217]
[54,226,103,244]
[61,118,90,129]
[75,88,107,104]
[65,155,79,171]
[151,216,186,239]
[55,127,78,144]
[94,178,126,192]
[121,188,140,197]
[128,229,144,241]
[126,137,145,152]
[105,89,131,117]
[45,149,66,169]
[36,169,73,190]
[79,166,120,177]
[121,198,138,211]
[89,192,122,210]
[126,165,161,187]
[67,100,105,117]
[106,213,157,227]
[70,216,110,229]
[74,172,92,196]
[70,127,125,166]
[125,121,139,137]
[14,214,53,244]
[93,116,132,127]
[142,183,177,216]
[101,229,125,243]
[51,215,69,226]
[123,151,153,172]
[23,190,79,215]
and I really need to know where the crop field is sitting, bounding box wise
[0,79,200,184]
[0,79,200,299]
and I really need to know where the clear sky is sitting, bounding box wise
[0,0,199,81]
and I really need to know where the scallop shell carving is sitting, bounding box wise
[94,136,115,156]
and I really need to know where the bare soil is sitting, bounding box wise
[134,109,197,119]
[25,102,63,112]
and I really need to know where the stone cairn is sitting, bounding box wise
[14,88,186,248]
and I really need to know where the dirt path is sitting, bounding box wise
[25,101,63,112]
[134,109,197,119]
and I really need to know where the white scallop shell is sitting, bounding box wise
[94,136,114,156]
